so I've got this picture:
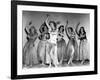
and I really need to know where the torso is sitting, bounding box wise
[48,30,57,45]
[79,33,87,41]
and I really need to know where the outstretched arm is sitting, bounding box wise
[65,20,70,39]
[45,14,51,31]
[65,20,68,32]
[75,22,80,36]
[24,26,30,35]
[24,27,28,35]
[24,21,32,35]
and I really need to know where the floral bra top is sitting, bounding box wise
[48,31,57,44]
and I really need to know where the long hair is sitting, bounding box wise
[49,21,57,31]
[68,27,74,33]
[39,22,49,34]
[79,27,86,35]
[29,26,37,35]
[58,25,64,33]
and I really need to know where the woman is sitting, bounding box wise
[65,21,78,65]
[45,14,59,67]
[37,22,48,65]
[57,25,66,65]
[23,25,38,67]
[37,21,52,66]
[75,22,89,64]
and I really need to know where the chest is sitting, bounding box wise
[49,32,57,43]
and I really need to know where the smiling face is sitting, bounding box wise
[68,27,73,34]
[29,26,35,35]
[39,22,49,34]
[41,25,48,33]
[50,23,55,30]
[80,27,85,35]
[31,28,35,34]
[58,25,64,33]
[49,21,56,31]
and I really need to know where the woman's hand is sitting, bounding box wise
[46,14,50,17]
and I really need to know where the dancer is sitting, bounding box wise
[23,23,38,67]
[65,20,78,65]
[45,14,59,67]
[37,22,50,66]
[57,25,66,65]
[75,22,88,64]
[37,16,53,67]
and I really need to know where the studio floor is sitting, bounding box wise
[23,59,90,69]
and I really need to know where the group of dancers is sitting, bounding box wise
[23,14,89,68]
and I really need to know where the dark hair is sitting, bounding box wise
[79,26,86,35]
[29,26,37,35]
[26,26,37,40]
[39,22,49,34]
[58,25,64,33]
[68,27,73,33]
[49,21,57,30]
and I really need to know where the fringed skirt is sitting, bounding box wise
[23,40,38,67]
[37,40,46,64]
[64,39,78,62]
[79,39,89,60]
[37,40,52,64]
[57,38,67,63]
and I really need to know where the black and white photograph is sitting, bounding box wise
[11,1,97,79]
[22,11,90,68]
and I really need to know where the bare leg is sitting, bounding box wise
[54,46,59,67]
[49,47,54,67]
[81,49,84,64]
[68,46,74,65]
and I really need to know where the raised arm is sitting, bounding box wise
[65,20,68,31]
[24,21,32,35]
[45,14,51,31]
[75,22,80,36]
[65,20,70,39]
[24,27,29,35]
